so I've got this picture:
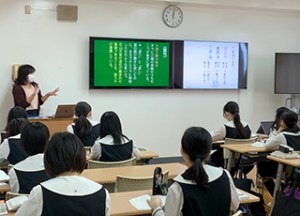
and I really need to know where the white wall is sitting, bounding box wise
[1,0,298,156]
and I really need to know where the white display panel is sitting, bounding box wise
[183,41,239,89]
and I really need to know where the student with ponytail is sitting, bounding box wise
[210,101,252,167]
[67,101,100,147]
[147,127,239,216]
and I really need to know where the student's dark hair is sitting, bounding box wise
[15,64,35,85]
[272,107,290,131]
[181,127,212,188]
[73,102,92,137]
[223,101,247,138]
[5,106,28,131]
[7,118,29,137]
[21,122,49,155]
[44,132,86,178]
[281,111,300,133]
[100,111,128,144]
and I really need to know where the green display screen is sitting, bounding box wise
[90,38,171,88]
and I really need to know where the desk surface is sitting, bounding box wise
[221,144,268,154]
[139,151,159,160]
[110,188,259,216]
[82,163,187,184]
[267,155,300,167]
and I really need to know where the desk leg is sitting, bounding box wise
[226,150,233,172]
[270,162,284,214]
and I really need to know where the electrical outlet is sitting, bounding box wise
[25,5,31,14]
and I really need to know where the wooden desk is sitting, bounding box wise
[221,144,268,171]
[0,183,10,193]
[7,187,259,216]
[28,117,73,137]
[266,155,300,213]
[82,163,187,184]
[110,188,259,216]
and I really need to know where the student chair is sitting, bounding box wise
[114,170,169,193]
[5,191,28,201]
[87,157,137,169]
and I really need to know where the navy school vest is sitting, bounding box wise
[41,186,106,216]
[177,171,231,216]
[72,123,100,147]
[15,169,48,194]
[100,140,133,162]
[7,139,28,165]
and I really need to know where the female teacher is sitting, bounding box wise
[12,64,59,117]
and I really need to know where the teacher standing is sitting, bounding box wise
[12,64,59,117]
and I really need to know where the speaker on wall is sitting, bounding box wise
[57,5,78,21]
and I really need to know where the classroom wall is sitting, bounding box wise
[0,0,298,156]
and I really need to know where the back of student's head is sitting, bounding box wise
[7,118,29,137]
[5,106,28,130]
[21,122,49,156]
[100,111,126,144]
[15,64,35,85]
[181,127,212,188]
[223,101,247,138]
[272,107,290,130]
[74,101,92,137]
[281,110,300,133]
[44,132,86,178]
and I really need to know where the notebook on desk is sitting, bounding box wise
[48,104,75,118]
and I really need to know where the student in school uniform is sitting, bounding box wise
[15,132,111,216]
[147,127,239,216]
[1,106,28,143]
[8,122,49,194]
[0,118,29,165]
[91,111,140,161]
[209,101,252,169]
[66,101,100,147]
[258,110,300,195]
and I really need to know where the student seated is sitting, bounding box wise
[1,106,28,143]
[9,122,49,193]
[147,127,239,216]
[15,132,111,216]
[91,111,140,161]
[210,101,252,169]
[0,118,29,165]
[258,110,300,195]
[67,101,100,147]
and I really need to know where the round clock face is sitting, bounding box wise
[163,5,183,28]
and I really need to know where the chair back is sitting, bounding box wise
[5,191,28,201]
[87,157,136,169]
[115,170,169,193]
[223,137,257,159]
[100,140,133,162]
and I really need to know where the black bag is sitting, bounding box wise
[271,188,300,216]
[233,178,266,216]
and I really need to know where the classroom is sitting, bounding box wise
[1,0,300,215]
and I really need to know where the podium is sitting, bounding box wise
[28,117,74,137]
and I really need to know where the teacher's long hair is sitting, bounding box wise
[181,127,212,188]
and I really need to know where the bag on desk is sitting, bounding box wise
[152,167,168,196]
[271,187,300,216]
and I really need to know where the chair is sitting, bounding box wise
[223,137,257,176]
[87,157,137,169]
[114,170,169,193]
[5,191,28,201]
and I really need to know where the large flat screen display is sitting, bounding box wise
[275,53,300,94]
[90,37,172,88]
[173,41,248,89]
